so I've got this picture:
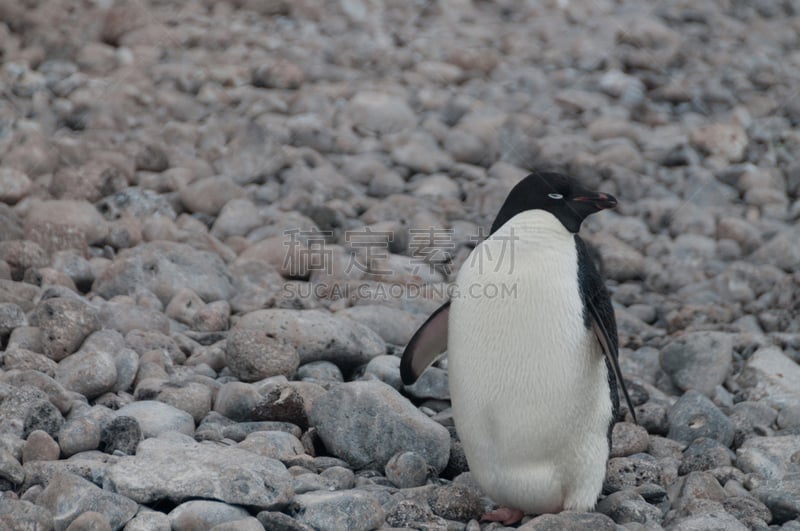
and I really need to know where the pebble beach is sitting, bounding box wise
[0,0,799,529]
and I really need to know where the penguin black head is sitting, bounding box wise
[490,171,617,234]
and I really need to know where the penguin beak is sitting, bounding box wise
[571,192,617,211]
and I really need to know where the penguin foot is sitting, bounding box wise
[481,507,525,525]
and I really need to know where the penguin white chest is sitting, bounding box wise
[448,210,614,514]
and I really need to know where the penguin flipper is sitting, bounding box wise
[400,301,449,385]
[591,318,637,424]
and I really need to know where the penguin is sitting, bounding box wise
[401,171,636,524]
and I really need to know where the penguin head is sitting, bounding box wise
[490,171,617,234]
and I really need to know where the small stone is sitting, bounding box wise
[122,509,171,531]
[347,92,416,135]
[257,511,315,531]
[659,332,734,396]
[309,381,451,473]
[238,431,305,462]
[335,305,423,346]
[752,479,800,524]
[404,366,450,400]
[604,453,662,493]
[428,483,482,521]
[225,328,300,382]
[385,451,429,488]
[210,517,265,531]
[58,414,103,457]
[55,343,118,400]
[2,348,58,377]
[680,437,733,474]
[722,495,773,527]
[385,499,448,529]
[38,471,137,530]
[65,511,111,531]
[667,390,735,447]
[115,401,195,438]
[0,167,32,204]
[179,176,245,216]
[0,449,24,485]
[296,361,344,386]
[22,430,60,462]
[135,144,169,172]
[155,382,213,424]
[25,199,109,246]
[611,422,650,458]
[290,490,385,531]
[99,416,141,455]
[319,466,355,491]
[736,436,800,480]
[361,355,402,390]
[689,121,747,162]
[668,511,748,531]
[0,499,53,530]
[168,500,250,531]
[35,297,100,362]
[737,347,800,406]
[596,489,662,525]
[213,382,261,422]
[234,309,385,369]
[252,59,304,89]
[519,511,618,530]
[93,241,234,305]
[105,437,292,510]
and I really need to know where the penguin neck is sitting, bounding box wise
[491,210,574,245]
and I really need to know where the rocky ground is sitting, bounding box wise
[0,0,799,529]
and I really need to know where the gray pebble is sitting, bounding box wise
[362,355,403,390]
[65,511,112,531]
[35,297,100,362]
[336,305,423,346]
[667,390,734,447]
[210,517,265,531]
[115,400,195,438]
[225,328,300,382]
[56,342,118,400]
[213,381,261,422]
[0,499,53,530]
[22,430,60,462]
[99,416,141,455]
[168,500,250,531]
[659,332,733,396]
[93,241,234,305]
[291,490,386,531]
[235,309,386,369]
[257,511,315,531]
[596,489,662,525]
[58,413,104,457]
[121,509,171,531]
[611,422,650,458]
[752,479,800,524]
[386,451,430,488]
[309,381,450,473]
[0,449,24,486]
[680,437,733,474]
[521,511,618,530]
[238,431,305,462]
[105,436,292,510]
[320,466,355,490]
[405,366,450,400]
[605,453,662,493]
[38,471,137,530]
[297,361,344,386]
[736,436,800,480]
[155,381,213,424]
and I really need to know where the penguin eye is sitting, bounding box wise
[548,193,563,200]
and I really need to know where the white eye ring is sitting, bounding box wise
[548,193,563,199]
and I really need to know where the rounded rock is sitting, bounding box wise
[22,430,60,463]
[225,328,300,382]
[385,451,429,488]
[115,400,194,438]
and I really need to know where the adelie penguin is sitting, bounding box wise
[401,171,637,524]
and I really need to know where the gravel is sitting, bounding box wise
[1,0,799,528]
